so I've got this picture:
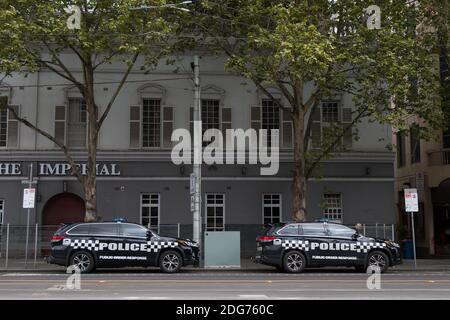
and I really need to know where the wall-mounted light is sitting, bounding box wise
[63,181,68,192]
[179,165,185,175]
[241,166,247,175]
[365,167,371,176]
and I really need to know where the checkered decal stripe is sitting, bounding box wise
[356,242,386,253]
[64,239,179,252]
[69,239,101,251]
[146,241,178,252]
[281,240,310,252]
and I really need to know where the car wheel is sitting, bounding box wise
[283,251,306,273]
[70,250,95,273]
[159,250,182,273]
[367,250,389,273]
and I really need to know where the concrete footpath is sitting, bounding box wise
[1,258,450,273]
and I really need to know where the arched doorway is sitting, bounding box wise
[42,192,85,225]
[41,193,85,256]
[432,178,450,256]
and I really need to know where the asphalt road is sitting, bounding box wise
[1,268,450,300]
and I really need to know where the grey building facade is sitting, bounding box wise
[0,55,396,255]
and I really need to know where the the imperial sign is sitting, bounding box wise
[0,163,120,176]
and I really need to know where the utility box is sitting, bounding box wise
[204,231,240,268]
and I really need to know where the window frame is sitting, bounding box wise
[141,98,162,149]
[140,193,160,232]
[322,193,343,223]
[66,97,88,149]
[0,105,20,149]
[205,193,226,232]
[262,193,282,225]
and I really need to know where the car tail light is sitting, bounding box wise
[51,235,65,242]
[257,236,277,242]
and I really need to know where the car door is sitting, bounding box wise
[325,224,360,266]
[300,223,333,266]
[88,223,122,267]
[119,223,156,266]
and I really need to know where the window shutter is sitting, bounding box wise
[311,105,321,148]
[282,109,293,149]
[341,107,352,148]
[162,106,173,148]
[7,105,19,148]
[221,107,232,131]
[250,105,261,131]
[129,105,141,148]
[54,105,66,146]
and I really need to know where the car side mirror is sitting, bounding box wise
[351,233,359,240]
[146,231,152,240]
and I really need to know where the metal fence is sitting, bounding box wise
[0,223,396,269]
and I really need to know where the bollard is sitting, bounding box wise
[34,224,38,268]
[5,224,9,270]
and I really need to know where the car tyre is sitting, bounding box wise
[283,251,306,273]
[367,250,389,273]
[159,250,182,273]
[69,250,95,273]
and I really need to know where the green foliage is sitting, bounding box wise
[0,0,175,76]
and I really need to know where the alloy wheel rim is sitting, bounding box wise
[73,254,90,271]
[163,254,180,271]
[369,254,386,268]
[287,253,303,271]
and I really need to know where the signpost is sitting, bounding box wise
[23,164,35,268]
[404,188,418,269]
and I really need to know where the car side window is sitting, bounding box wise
[67,224,90,235]
[301,224,327,236]
[327,224,356,238]
[120,224,148,238]
[89,224,119,236]
[278,224,300,236]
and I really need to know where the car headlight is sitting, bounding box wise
[177,240,198,247]
[385,240,400,248]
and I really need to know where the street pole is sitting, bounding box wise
[24,163,33,268]
[192,55,202,263]
[410,211,417,269]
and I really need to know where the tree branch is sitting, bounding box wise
[97,51,140,129]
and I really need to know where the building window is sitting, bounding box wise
[67,98,87,148]
[141,194,160,231]
[0,200,3,225]
[263,194,281,224]
[323,193,343,222]
[322,101,339,123]
[142,98,161,148]
[0,105,19,148]
[410,127,421,164]
[397,133,406,167]
[206,193,225,231]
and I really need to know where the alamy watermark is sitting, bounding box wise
[48,265,81,291]
[366,265,381,290]
[171,123,280,176]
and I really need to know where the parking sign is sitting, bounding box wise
[23,188,36,209]
[404,188,419,212]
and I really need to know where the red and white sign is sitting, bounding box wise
[23,188,36,209]
[404,188,419,212]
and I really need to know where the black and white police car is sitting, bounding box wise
[254,222,402,273]
[46,221,199,273]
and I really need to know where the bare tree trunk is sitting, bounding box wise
[292,106,307,222]
[83,62,98,222]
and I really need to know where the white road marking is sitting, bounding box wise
[238,294,269,299]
